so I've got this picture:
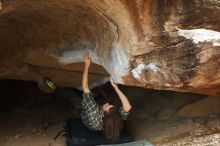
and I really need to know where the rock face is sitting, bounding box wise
[177,96,220,117]
[0,0,220,95]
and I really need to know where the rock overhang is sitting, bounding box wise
[0,0,220,95]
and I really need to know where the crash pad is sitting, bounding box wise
[98,140,153,146]
[65,119,133,146]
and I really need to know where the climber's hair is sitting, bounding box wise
[103,106,124,140]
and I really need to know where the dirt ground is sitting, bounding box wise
[0,97,71,146]
[0,80,220,146]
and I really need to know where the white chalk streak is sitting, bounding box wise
[177,29,220,46]
[54,49,101,65]
[131,63,159,79]
[109,45,129,84]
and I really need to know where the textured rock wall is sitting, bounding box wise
[0,0,220,95]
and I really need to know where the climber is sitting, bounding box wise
[81,52,132,140]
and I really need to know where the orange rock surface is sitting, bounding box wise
[0,0,220,95]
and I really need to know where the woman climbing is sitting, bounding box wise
[81,52,132,140]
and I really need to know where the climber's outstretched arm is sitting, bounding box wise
[82,52,91,93]
[110,78,132,112]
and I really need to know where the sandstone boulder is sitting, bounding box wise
[0,0,220,95]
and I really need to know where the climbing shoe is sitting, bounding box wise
[44,77,56,89]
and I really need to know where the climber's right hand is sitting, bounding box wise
[84,52,91,67]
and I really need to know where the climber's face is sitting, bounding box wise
[103,102,114,112]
